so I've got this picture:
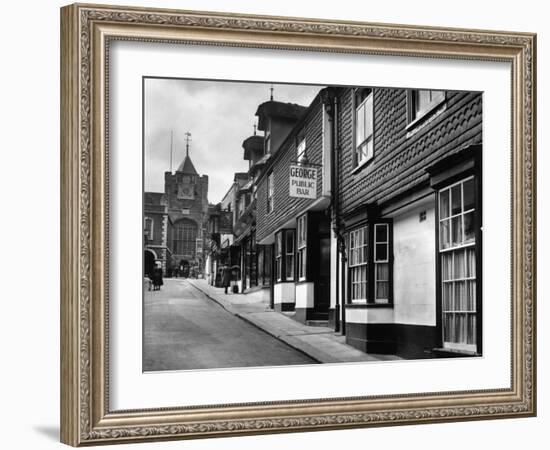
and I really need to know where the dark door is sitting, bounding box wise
[313,237,331,320]
[144,250,155,278]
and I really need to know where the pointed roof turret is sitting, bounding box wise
[176,131,198,174]
[177,155,198,174]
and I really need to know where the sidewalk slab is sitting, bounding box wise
[187,279,401,364]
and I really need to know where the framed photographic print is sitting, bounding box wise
[60,3,537,446]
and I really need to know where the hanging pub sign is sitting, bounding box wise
[289,164,317,199]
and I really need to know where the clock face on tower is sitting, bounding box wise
[177,183,195,200]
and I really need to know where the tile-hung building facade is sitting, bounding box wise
[334,87,482,358]
[256,86,482,358]
[231,102,307,301]
[256,93,333,321]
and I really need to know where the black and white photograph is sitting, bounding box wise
[143,78,483,372]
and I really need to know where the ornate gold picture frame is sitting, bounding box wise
[60,3,536,446]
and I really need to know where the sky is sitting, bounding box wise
[144,78,322,204]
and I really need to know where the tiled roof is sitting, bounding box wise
[255,101,308,130]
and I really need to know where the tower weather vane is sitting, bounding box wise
[185,131,192,157]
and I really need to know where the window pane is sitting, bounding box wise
[464,211,475,243]
[286,255,294,279]
[442,253,453,281]
[357,142,367,163]
[364,95,373,138]
[375,224,388,243]
[440,219,450,249]
[451,184,462,215]
[365,139,373,161]
[375,243,387,262]
[463,178,475,211]
[454,249,466,279]
[376,263,389,281]
[376,281,388,301]
[443,282,453,311]
[417,90,430,111]
[356,103,365,144]
[451,216,463,246]
[439,189,450,219]
[431,90,445,103]
[467,313,476,345]
[467,280,476,311]
[286,231,294,253]
[466,248,476,278]
[454,281,467,311]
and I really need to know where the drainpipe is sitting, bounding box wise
[324,88,345,334]
[334,95,347,335]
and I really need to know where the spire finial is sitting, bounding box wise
[270,84,274,101]
[184,131,192,157]
[253,123,257,136]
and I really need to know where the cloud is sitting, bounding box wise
[144,78,321,203]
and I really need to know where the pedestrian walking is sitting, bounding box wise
[221,265,231,294]
[150,261,164,291]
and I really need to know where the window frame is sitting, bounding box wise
[144,216,154,241]
[274,229,296,283]
[266,172,274,214]
[172,219,198,257]
[352,88,375,170]
[296,134,307,164]
[297,214,307,281]
[438,175,478,353]
[275,231,283,282]
[348,226,369,303]
[346,221,393,305]
[407,89,446,125]
[373,223,390,304]
[285,229,295,281]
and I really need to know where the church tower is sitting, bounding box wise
[164,136,209,277]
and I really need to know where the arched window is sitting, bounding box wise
[173,219,198,257]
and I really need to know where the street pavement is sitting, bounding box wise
[143,278,316,371]
[187,279,401,364]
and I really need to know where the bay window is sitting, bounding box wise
[275,229,296,283]
[348,222,392,304]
